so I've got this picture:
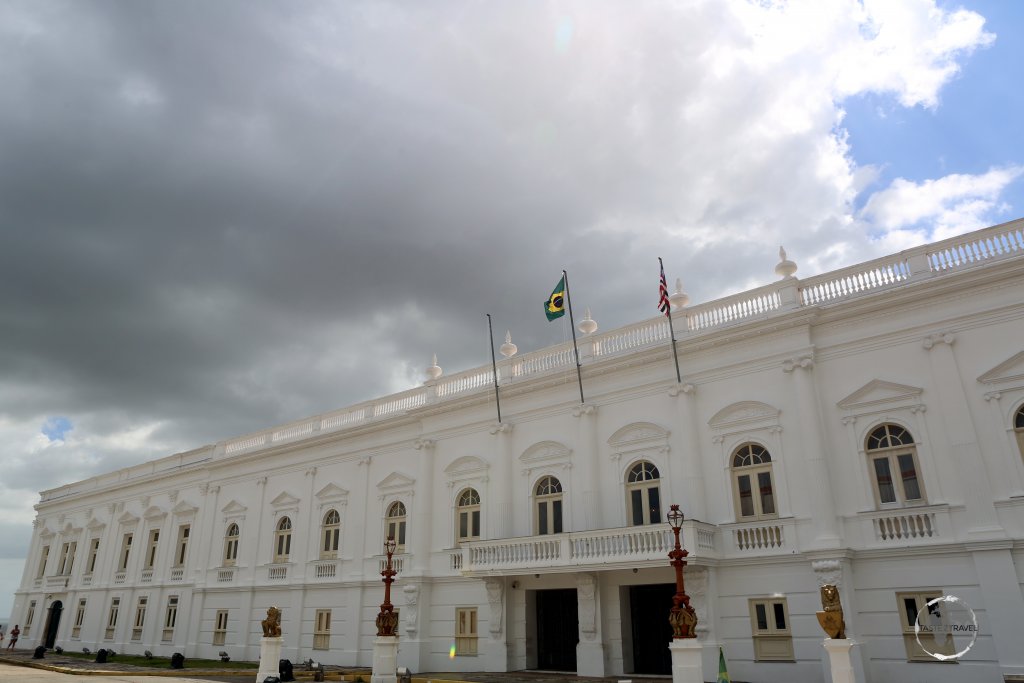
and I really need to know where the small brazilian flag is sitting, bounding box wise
[717,646,730,683]
[545,275,567,321]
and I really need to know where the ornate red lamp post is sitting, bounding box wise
[667,504,698,639]
[376,536,399,637]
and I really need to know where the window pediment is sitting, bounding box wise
[221,500,247,515]
[315,483,350,502]
[837,380,923,411]
[86,517,106,531]
[377,472,416,491]
[444,456,489,477]
[143,505,166,521]
[117,511,140,526]
[607,422,669,448]
[171,500,198,517]
[709,402,780,430]
[519,441,571,465]
[270,491,301,509]
[978,351,1024,386]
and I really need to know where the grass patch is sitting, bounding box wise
[56,650,258,669]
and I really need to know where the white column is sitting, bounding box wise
[923,333,1002,536]
[575,572,604,676]
[490,423,515,538]
[972,546,1024,670]
[573,404,602,529]
[670,383,707,521]
[412,439,435,573]
[784,354,839,546]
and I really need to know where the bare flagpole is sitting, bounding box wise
[486,313,502,424]
[562,269,586,404]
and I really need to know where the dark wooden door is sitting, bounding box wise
[536,588,578,671]
[629,584,674,674]
[44,600,63,649]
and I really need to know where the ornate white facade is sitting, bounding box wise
[12,219,1024,682]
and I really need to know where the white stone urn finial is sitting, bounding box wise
[500,331,518,358]
[775,245,798,279]
[577,307,598,335]
[669,278,690,309]
[426,354,443,381]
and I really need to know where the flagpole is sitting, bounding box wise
[486,314,502,424]
[660,257,683,384]
[562,269,586,404]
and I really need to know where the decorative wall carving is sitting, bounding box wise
[485,579,503,637]
[577,573,597,640]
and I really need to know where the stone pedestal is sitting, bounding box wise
[256,636,283,683]
[822,638,864,683]
[371,635,399,683]
[669,639,703,683]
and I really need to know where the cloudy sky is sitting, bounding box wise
[1,0,1022,616]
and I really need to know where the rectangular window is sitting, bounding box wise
[174,525,190,567]
[758,472,776,514]
[146,529,160,569]
[313,609,331,650]
[57,542,71,575]
[749,598,794,661]
[213,609,228,646]
[106,598,120,640]
[896,591,955,661]
[37,545,50,578]
[873,457,897,504]
[119,533,133,571]
[163,596,178,642]
[87,538,100,574]
[898,455,922,501]
[24,600,36,637]
[132,596,148,641]
[455,607,478,656]
[72,598,87,638]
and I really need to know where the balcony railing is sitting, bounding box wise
[721,518,799,555]
[169,567,184,582]
[457,520,719,575]
[853,505,951,548]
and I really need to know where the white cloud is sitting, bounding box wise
[861,166,1024,243]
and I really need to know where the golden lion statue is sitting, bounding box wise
[262,606,282,637]
[816,584,846,639]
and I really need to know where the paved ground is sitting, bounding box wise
[0,649,675,683]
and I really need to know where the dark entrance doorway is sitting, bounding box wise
[44,600,63,649]
[536,588,578,671]
[629,584,674,674]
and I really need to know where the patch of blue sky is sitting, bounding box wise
[841,0,1024,219]
[41,416,73,442]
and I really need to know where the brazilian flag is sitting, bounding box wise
[718,646,730,683]
[545,275,567,321]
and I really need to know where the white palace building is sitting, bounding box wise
[11,219,1024,683]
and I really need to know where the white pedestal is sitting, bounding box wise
[371,636,399,683]
[823,638,858,683]
[256,636,283,683]
[669,639,704,683]
[576,640,605,677]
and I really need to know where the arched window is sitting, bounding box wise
[321,510,340,559]
[223,524,239,566]
[386,502,407,552]
[534,476,564,535]
[866,424,924,507]
[274,517,292,562]
[626,461,662,526]
[1015,404,1024,459]
[731,443,777,520]
[456,488,481,544]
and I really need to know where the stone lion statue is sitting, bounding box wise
[262,606,282,637]
[816,584,846,639]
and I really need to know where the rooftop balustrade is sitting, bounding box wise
[37,219,1024,495]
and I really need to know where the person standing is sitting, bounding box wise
[6,625,18,649]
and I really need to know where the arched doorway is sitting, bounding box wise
[44,600,63,648]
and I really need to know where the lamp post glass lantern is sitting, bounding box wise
[667,504,698,638]
[376,536,399,637]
